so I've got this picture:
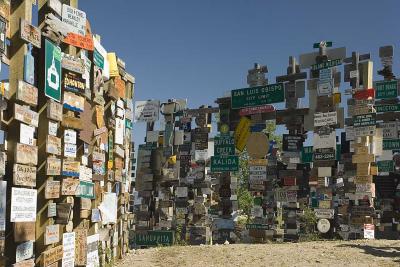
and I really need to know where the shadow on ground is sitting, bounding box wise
[337,243,400,263]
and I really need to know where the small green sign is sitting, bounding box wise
[377,160,394,172]
[45,39,62,102]
[376,104,400,113]
[94,49,105,69]
[375,80,398,99]
[383,139,400,150]
[231,83,284,109]
[311,59,342,71]
[302,145,340,163]
[313,41,333,48]
[211,155,239,172]
[79,181,95,199]
[214,135,235,156]
[139,142,157,150]
[302,146,313,163]
[246,224,268,230]
[353,113,376,127]
[135,231,174,246]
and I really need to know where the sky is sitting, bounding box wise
[79,0,400,148]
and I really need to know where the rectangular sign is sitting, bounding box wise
[383,139,400,150]
[377,160,394,173]
[11,188,37,222]
[239,104,275,116]
[311,59,342,71]
[375,80,398,99]
[62,4,86,36]
[314,111,337,127]
[63,32,94,51]
[231,83,284,109]
[15,103,39,127]
[62,160,80,177]
[79,181,95,199]
[62,70,85,93]
[211,156,239,172]
[353,113,376,127]
[42,245,63,267]
[63,91,84,112]
[380,122,398,139]
[45,39,62,102]
[313,131,336,149]
[15,143,38,166]
[16,241,34,263]
[61,178,79,195]
[45,180,60,199]
[20,19,41,48]
[46,135,62,155]
[0,181,6,231]
[376,104,400,113]
[234,116,251,151]
[62,232,75,267]
[134,231,174,246]
[283,134,303,152]
[46,157,61,176]
[134,100,160,122]
[13,164,36,187]
[45,224,60,245]
[17,80,38,106]
[214,135,235,156]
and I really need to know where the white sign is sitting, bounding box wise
[345,126,355,141]
[0,181,6,230]
[64,143,77,158]
[20,123,35,146]
[317,80,333,96]
[62,4,86,36]
[350,70,359,79]
[355,125,376,137]
[195,149,208,161]
[364,224,375,239]
[249,165,267,182]
[64,129,77,144]
[175,187,188,198]
[134,100,160,122]
[86,234,100,267]
[62,232,75,267]
[49,121,58,136]
[115,118,124,145]
[313,131,336,149]
[79,165,92,181]
[98,193,117,224]
[314,112,337,127]
[45,224,60,245]
[380,122,398,140]
[16,241,34,263]
[11,187,37,222]
[315,209,335,219]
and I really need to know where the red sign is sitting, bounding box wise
[63,33,94,51]
[283,176,296,186]
[239,105,275,116]
[354,88,375,100]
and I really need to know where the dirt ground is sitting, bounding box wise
[116,240,400,267]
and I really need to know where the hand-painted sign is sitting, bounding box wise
[210,155,239,172]
[17,80,38,106]
[15,143,38,166]
[48,100,63,121]
[79,180,95,199]
[45,224,60,245]
[61,178,79,196]
[16,241,34,263]
[14,103,39,127]
[62,160,80,177]
[46,135,62,155]
[45,39,62,102]
[231,83,284,109]
[46,157,61,176]
[63,32,94,51]
[42,244,63,267]
[62,4,86,35]
[10,187,37,222]
[134,100,160,122]
[13,164,36,187]
[20,19,41,48]
[45,180,60,199]
[63,91,84,112]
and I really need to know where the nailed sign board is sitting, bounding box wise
[64,32,94,51]
[311,59,342,71]
[42,245,63,267]
[64,143,77,158]
[234,116,251,151]
[380,122,398,139]
[46,135,62,155]
[64,129,77,144]
[313,131,336,149]
[45,39,62,102]
[231,83,284,109]
[15,143,38,166]
[239,104,275,116]
[283,134,303,152]
[0,181,6,231]
[62,53,85,74]
[16,241,34,263]
[134,231,174,246]
[376,104,400,113]
[61,178,79,195]
[64,91,84,112]
[46,157,61,176]
[48,203,57,217]
[15,103,39,127]
[45,224,60,245]
[56,203,72,225]
[79,180,95,199]
[353,113,376,127]
[214,135,235,156]
[86,234,100,267]
[17,80,38,106]
[62,232,75,267]
[134,100,160,122]
[314,209,335,219]
[62,4,86,36]
[45,180,60,199]
[20,19,41,48]
[314,111,337,127]
[211,156,239,172]
[14,222,35,242]
[383,139,400,150]
[355,125,376,137]
[375,80,398,99]
[11,188,37,222]
[62,70,85,93]
[13,164,36,187]
[48,100,63,121]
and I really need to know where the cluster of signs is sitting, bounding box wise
[0,1,135,266]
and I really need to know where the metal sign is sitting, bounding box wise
[239,104,275,116]
[377,160,394,173]
[45,39,62,102]
[375,80,398,99]
[62,70,85,93]
[63,32,94,51]
[282,134,303,152]
[313,131,336,149]
[311,59,342,71]
[353,113,376,127]
[376,104,400,113]
[210,155,239,172]
[234,116,251,151]
[231,83,284,109]
[380,122,398,139]
[134,231,174,246]
[383,139,400,150]
[134,100,160,122]
[79,181,95,199]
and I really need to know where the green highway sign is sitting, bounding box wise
[231,83,284,109]
[211,155,239,172]
[246,224,269,230]
[45,39,62,102]
[313,41,332,48]
[377,160,394,172]
[302,145,340,163]
[383,139,400,150]
[311,59,341,71]
[375,80,398,99]
[353,113,376,127]
[301,146,313,163]
[214,135,235,156]
[376,104,400,113]
[135,231,174,246]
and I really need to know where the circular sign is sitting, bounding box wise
[317,219,331,233]
[220,124,230,134]
[246,132,269,159]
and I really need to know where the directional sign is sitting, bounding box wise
[376,104,400,113]
[311,59,342,71]
[377,160,394,173]
[375,80,398,99]
[353,113,376,127]
[211,156,239,172]
[231,83,284,109]
[135,231,174,246]
[214,135,235,156]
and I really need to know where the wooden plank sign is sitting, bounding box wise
[13,259,35,267]
[15,143,38,166]
[14,222,35,242]
[55,203,72,225]
[20,19,41,48]
[62,160,80,177]
[63,91,84,112]
[42,245,63,267]
[13,164,36,187]
[45,180,60,199]
[61,178,79,195]
[45,224,60,245]
[75,228,87,265]
[352,153,375,164]
[17,80,38,106]
[62,113,83,129]
[114,76,125,99]
[46,135,62,155]
[46,157,61,176]
[14,103,39,127]
[61,53,85,74]
[47,100,63,121]
[63,32,94,51]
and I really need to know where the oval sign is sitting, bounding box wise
[317,218,331,233]
[246,132,269,159]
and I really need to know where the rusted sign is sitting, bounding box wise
[15,143,38,166]
[42,245,63,267]
[46,157,61,176]
[61,178,79,195]
[13,164,36,187]
[46,135,62,155]
[15,103,39,127]
[20,19,41,48]
[45,180,60,199]
[17,80,38,106]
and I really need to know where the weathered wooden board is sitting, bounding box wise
[13,164,36,187]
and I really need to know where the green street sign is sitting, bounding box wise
[214,135,235,156]
[311,59,341,71]
[211,155,239,172]
[377,160,394,172]
[376,104,400,113]
[45,39,62,102]
[135,231,174,246]
[313,41,332,48]
[231,83,284,109]
[383,139,400,150]
[94,49,105,69]
[301,146,313,163]
[79,181,95,199]
[246,224,268,230]
[353,113,376,127]
[375,80,398,99]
